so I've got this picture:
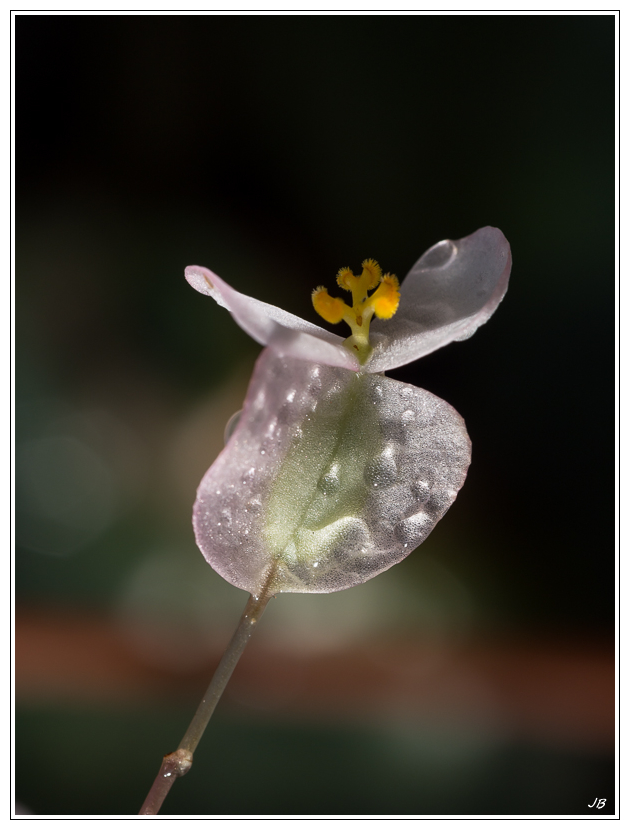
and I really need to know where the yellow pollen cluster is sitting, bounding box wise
[312,259,400,363]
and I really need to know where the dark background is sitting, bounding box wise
[15,13,615,816]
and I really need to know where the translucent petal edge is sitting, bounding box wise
[185,265,360,371]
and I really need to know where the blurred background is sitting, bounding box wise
[15,13,615,816]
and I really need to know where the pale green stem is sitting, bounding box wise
[138,587,273,815]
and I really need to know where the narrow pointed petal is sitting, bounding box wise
[185,265,360,371]
[366,227,511,373]
[193,349,471,595]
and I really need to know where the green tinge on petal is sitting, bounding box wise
[264,372,380,585]
[192,349,472,596]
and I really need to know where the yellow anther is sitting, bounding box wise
[361,259,382,291]
[313,260,400,364]
[369,274,400,319]
[336,267,356,291]
[312,286,350,325]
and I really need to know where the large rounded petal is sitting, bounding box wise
[192,349,471,595]
[366,226,511,373]
[186,265,360,371]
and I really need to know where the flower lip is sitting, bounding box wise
[185,226,511,375]
[192,348,472,595]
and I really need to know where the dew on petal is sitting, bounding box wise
[420,239,457,269]
[395,511,433,548]
[412,479,431,503]
[364,448,397,489]
[318,462,341,495]
[193,350,471,595]
[223,410,242,445]
[426,490,453,517]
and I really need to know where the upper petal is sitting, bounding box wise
[185,265,360,371]
[365,227,511,373]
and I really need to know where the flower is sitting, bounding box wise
[185,226,511,596]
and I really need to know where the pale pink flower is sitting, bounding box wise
[185,227,511,595]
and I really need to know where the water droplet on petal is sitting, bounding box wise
[371,385,383,404]
[421,238,457,269]
[395,511,433,548]
[412,480,431,503]
[246,497,262,514]
[223,410,242,445]
[319,462,341,495]
[240,467,256,487]
[364,450,397,489]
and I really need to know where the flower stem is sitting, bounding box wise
[138,587,273,815]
